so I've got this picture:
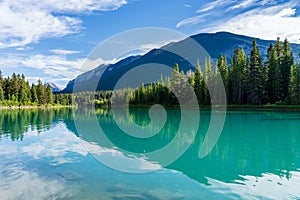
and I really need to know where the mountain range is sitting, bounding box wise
[46,82,61,93]
[62,32,300,93]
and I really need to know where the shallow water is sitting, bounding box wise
[0,108,300,199]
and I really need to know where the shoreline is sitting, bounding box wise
[128,104,300,112]
[1,104,300,111]
[0,105,75,110]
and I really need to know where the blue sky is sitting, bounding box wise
[0,0,300,88]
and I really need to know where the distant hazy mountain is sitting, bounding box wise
[62,32,300,93]
[46,82,61,93]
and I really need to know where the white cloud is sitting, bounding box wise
[0,0,127,48]
[82,57,118,70]
[227,0,256,10]
[0,52,121,87]
[202,3,300,43]
[0,164,74,199]
[21,123,89,165]
[176,15,206,28]
[50,49,81,55]
[177,0,300,44]
[30,0,127,13]
[196,0,233,13]
[276,8,296,17]
[207,172,300,199]
[82,140,162,172]
[177,0,233,27]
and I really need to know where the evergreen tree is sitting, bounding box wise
[288,64,300,104]
[0,86,3,102]
[0,70,2,88]
[228,48,248,104]
[45,84,54,105]
[31,84,38,103]
[275,37,284,59]
[203,58,213,104]
[0,71,3,102]
[248,39,264,105]
[217,55,228,86]
[265,44,281,103]
[11,73,19,101]
[194,61,204,104]
[281,38,294,100]
[3,77,10,100]
[170,63,190,104]
[18,74,29,105]
[36,80,45,105]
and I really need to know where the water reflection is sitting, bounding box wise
[69,108,300,184]
[0,108,73,141]
[1,108,300,199]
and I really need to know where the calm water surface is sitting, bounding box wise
[0,108,300,199]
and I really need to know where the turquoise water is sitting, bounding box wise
[1,108,300,199]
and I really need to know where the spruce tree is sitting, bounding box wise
[18,74,28,105]
[265,44,281,103]
[248,39,264,105]
[217,55,228,86]
[203,58,213,104]
[228,48,248,104]
[31,84,38,104]
[281,38,294,100]
[0,71,3,102]
[0,86,3,102]
[288,64,300,104]
[37,80,45,105]
[194,61,204,104]
[170,63,190,104]
[0,70,2,89]
[45,84,54,105]
[11,73,19,101]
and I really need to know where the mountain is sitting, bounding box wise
[62,32,300,93]
[46,82,61,93]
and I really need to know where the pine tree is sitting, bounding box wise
[45,84,54,105]
[11,73,19,101]
[31,84,38,103]
[0,70,2,88]
[275,37,284,59]
[36,80,45,105]
[203,58,213,104]
[0,71,3,102]
[170,63,190,104]
[228,48,248,104]
[248,39,264,105]
[18,74,28,105]
[194,61,204,104]
[288,64,300,104]
[0,86,3,102]
[3,76,11,100]
[281,38,294,101]
[265,44,281,103]
[217,55,228,86]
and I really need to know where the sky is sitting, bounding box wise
[0,0,300,88]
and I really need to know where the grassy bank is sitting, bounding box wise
[3,103,300,111]
[226,104,300,111]
[128,104,300,111]
[0,105,75,110]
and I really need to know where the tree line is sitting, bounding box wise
[0,108,73,141]
[0,72,72,106]
[130,38,300,106]
[1,37,299,107]
[69,37,300,107]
